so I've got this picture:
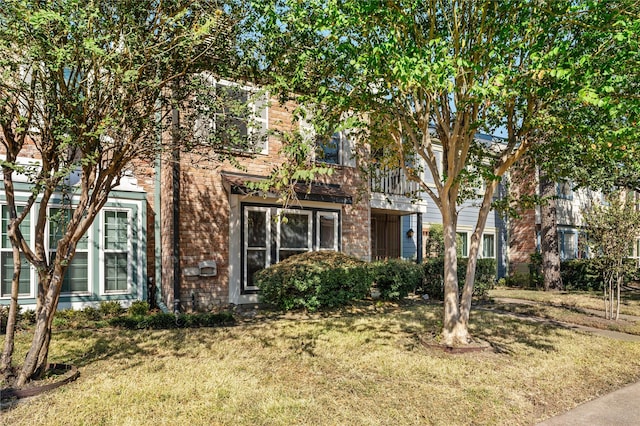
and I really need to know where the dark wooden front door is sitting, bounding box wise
[371,214,401,260]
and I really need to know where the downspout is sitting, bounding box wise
[155,101,168,313]
[417,212,423,263]
[171,99,181,313]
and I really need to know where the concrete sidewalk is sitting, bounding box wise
[537,380,640,425]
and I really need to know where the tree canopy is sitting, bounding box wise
[0,0,243,385]
[252,0,639,345]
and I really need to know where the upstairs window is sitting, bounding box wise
[316,132,343,165]
[557,180,574,200]
[194,78,269,155]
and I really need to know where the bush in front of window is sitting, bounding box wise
[255,251,373,311]
[99,300,125,317]
[370,259,424,300]
[421,258,496,300]
[128,300,150,317]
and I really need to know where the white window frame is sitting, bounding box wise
[47,206,91,296]
[100,208,132,295]
[196,76,269,155]
[481,233,496,259]
[0,204,34,299]
[243,206,272,292]
[558,229,578,260]
[276,209,313,262]
[316,211,339,251]
[457,231,469,258]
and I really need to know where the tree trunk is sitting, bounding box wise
[539,173,563,291]
[16,272,62,386]
[0,246,22,373]
[441,204,469,346]
[616,271,622,321]
[460,181,499,328]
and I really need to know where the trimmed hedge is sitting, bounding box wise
[370,258,424,300]
[561,258,640,292]
[109,311,235,329]
[255,251,372,311]
[422,258,497,300]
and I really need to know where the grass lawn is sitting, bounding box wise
[3,300,640,425]
[489,287,640,317]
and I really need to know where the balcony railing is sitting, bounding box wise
[370,167,419,196]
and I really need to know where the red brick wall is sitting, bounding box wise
[508,157,538,275]
[140,99,371,311]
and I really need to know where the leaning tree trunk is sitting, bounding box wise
[460,181,499,328]
[539,173,563,291]
[16,269,63,386]
[1,246,22,373]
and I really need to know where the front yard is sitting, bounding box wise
[3,297,640,425]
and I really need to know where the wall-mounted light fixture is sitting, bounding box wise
[406,228,414,238]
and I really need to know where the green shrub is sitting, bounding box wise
[255,251,372,311]
[99,300,124,317]
[561,259,603,291]
[109,311,235,330]
[128,300,150,317]
[81,306,101,321]
[21,308,36,325]
[371,259,424,300]
[503,273,531,288]
[422,257,496,300]
[108,316,141,329]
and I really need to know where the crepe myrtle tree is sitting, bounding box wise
[252,0,627,345]
[0,0,248,386]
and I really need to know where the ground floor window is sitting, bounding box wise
[242,204,340,294]
[457,232,469,258]
[558,230,578,260]
[49,208,90,294]
[482,233,495,258]
[1,205,31,297]
[103,210,131,293]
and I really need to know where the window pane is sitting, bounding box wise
[280,214,309,249]
[2,205,29,248]
[247,210,267,247]
[316,133,340,164]
[482,234,495,258]
[279,249,306,262]
[105,211,128,250]
[246,249,266,288]
[457,233,468,257]
[1,252,30,296]
[50,208,88,250]
[319,214,336,249]
[61,252,88,293]
[105,252,128,292]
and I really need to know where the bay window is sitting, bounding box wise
[242,204,340,293]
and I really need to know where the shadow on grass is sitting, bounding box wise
[45,300,574,378]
